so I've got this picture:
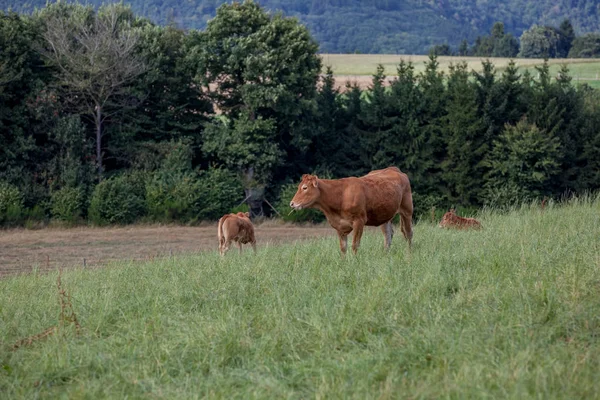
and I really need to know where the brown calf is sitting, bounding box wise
[217,212,257,256]
[438,209,482,230]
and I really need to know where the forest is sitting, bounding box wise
[2,0,600,54]
[1,1,599,227]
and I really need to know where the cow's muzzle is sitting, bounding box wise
[290,201,303,210]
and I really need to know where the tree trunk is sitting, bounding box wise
[95,104,103,180]
[243,167,265,218]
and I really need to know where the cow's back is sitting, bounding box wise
[358,167,410,225]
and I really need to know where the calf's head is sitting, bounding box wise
[290,174,320,210]
[438,209,457,228]
[237,211,251,220]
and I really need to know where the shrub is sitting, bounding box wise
[88,174,147,225]
[0,182,24,226]
[51,186,85,222]
[146,167,243,223]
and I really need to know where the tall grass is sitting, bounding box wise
[1,196,599,398]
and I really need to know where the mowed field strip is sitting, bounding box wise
[322,54,600,89]
[0,224,335,277]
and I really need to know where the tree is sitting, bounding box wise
[484,119,562,202]
[197,0,321,214]
[519,25,560,58]
[558,19,576,57]
[38,3,147,180]
[568,33,600,58]
[442,62,485,205]
[118,25,213,169]
[458,39,469,56]
[429,44,452,56]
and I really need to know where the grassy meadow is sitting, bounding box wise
[321,53,600,83]
[1,196,600,398]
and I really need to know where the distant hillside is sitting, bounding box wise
[2,0,600,54]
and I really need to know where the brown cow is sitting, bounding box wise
[438,209,482,230]
[217,212,257,256]
[289,167,413,254]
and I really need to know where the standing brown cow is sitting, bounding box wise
[217,212,257,256]
[289,167,413,254]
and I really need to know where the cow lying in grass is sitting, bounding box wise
[289,166,413,255]
[438,209,482,230]
[217,212,256,256]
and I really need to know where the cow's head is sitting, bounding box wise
[290,174,320,210]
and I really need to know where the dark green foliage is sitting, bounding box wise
[484,119,562,204]
[568,33,600,58]
[88,174,147,225]
[442,62,485,204]
[430,44,452,56]
[558,19,576,57]
[197,1,321,186]
[0,181,24,225]
[519,25,561,58]
[1,1,600,227]
[50,186,85,222]
[5,0,600,54]
[471,22,519,57]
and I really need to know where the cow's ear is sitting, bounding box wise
[312,177,319,187]
[301,174,309,180]
[244,212,250,218]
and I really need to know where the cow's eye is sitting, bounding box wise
[302,185,307,190]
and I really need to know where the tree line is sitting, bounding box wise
[1,1,599,227]
[433,19,600,58]
[3,0,600,54]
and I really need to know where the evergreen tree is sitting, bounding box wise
[442,62,486,204]
[414,54,446,197]
[484,119,562,202]
[558,19,576,57]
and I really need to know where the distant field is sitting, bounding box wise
[1,196,599,398]
[321,54,600,89]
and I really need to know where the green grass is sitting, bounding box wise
[1,196,600,398]
[321,53,600,77]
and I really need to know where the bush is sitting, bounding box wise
[88,174,147,225]
[275,182,326,223]
[51,186,85,222]
[146,167,243,223]
[0,182,24,226]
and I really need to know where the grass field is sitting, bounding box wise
[321,53,600,76]
[322,54,600,89]
[1,196,599,398]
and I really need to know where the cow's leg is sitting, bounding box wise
[338,232,348,255]
[400,191,414,248]
[351,220,365,254]
[251,241,257,254]
[380,221,393,250]
[237,241,242,254]
[400,212,413,248]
